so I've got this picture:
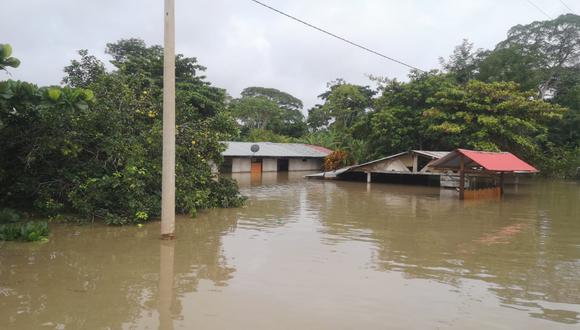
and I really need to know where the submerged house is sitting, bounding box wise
[220,142,332,173]
[307,149,538,194]
[308,150,450,185]
[430,149,539,199]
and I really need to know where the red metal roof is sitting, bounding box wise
[306,144,333,155]
[431,149,539,173]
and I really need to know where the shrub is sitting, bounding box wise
[0,221,49,242]
[0,40,245,225]
[324,150,351,171]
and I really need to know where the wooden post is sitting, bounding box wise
[499,172,504,196]
[366,172,371,183]
[412,154,418,173]
[161,0,176,239]
[459,156,465,200]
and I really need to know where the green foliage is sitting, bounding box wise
[439,39,485,84]
[0,221,48,241]
[423,80,566,165]
[1,40,245,225]
[308,81,375,131]
[0,44,21,72]
[307,72,571,174]
[241,86,303,110]
[245,128,292,143]
[299,129,366,164]
[62,49,106,88]
[0,208,21,223]
[496,14,580,71]
[230,87,307,138]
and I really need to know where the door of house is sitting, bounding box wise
[251,159,262,174]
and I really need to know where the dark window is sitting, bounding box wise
[277,159,289,171]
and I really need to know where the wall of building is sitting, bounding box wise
[232,158,251,173]
[228,157,323,172]
[262,158,278,172]
[289,158,323,171]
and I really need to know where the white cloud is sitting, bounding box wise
[1,0,576,109]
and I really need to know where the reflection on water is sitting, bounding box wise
[1,174,579,328]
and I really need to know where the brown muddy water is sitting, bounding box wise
[1,173,579,329]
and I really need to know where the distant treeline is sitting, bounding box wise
[229,14,580,178]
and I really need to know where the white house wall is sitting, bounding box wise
[289,158,323,171]
[229,157,322,173]
[262,158,277,172]
[232,158,251,173]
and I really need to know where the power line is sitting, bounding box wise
[525,0,552,19]
[249,0,426,72]
[559,0,576,14]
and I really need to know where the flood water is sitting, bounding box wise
[1,173,579,329]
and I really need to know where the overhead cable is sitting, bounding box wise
[526,0,553,19]
[249,0,426,72]
[559,0,576,14]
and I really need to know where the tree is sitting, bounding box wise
[497,14,580,71]
[478,14,580,96]
[439,39,484,84]
[307,81,374,131]
[241,86,303,111]
[358,71,454,158]
[229,96,281,131]
[230,87,307,138]
[423,80,567,165]
[62,49,106,88]
[1,40,244,225]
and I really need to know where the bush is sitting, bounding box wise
[0,208,21,223]
[0,221,49,242]
[324,150,352,171]
[0,40,245,225]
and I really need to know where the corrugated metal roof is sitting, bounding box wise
[346,150,449,171]
[430,149,539,173]
[412,150,449,159]
[221,141,332,158]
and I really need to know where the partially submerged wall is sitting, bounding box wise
[232,158,251,173]
[289,158,323,171]
[262,158,277,172]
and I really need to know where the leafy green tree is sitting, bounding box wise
[423,80,567,165]
[62,49,106,88]
[439,39,485,84]
[356,72,454,158]
[478,14,580,96]
[477,46,545,91]
[245,128,291,143]
[241,86,303,111]
[231,87,307,138]
[229,96,281,131]
[549,67,580,146]
[1,40,244,225]
[307,81,374,131]
[496,14,580,71]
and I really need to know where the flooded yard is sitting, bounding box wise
[1,174,579,329]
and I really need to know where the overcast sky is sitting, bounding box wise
[1,0,577,109]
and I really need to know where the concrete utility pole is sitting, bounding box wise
[161,0,176,239]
